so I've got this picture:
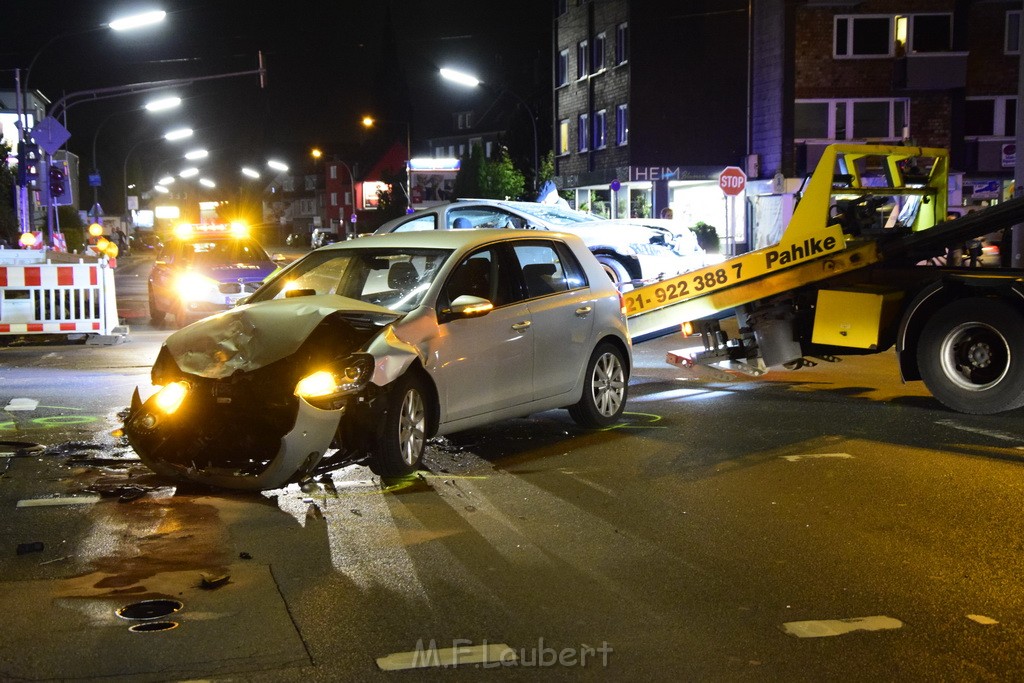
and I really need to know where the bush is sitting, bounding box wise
[690,222,721,253]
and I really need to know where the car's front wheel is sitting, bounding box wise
[568,342,628,427]
[595,255,631,286]
[370,372,430,477]
[148,289,165,324]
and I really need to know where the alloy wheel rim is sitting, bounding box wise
[592,352,625,416]
[398,389,426,465]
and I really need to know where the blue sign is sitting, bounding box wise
[88,173,102,187]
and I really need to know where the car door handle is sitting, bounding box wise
[511,321,531,331]
[575,306,593,316]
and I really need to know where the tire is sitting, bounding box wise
[917,298,1024,414]
[568,342,628,427]
[369,372,430,477]
[148,291,166,324]
[595,255,631,286]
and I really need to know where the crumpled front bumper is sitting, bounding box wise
[125,389,343,491]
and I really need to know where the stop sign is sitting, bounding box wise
[718,166,747,196]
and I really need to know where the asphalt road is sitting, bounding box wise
[1,258,1024,680]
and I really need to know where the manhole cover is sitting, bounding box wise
[116,599,183,621]
[128,621,179,633]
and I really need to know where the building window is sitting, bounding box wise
[1007,10,1021,54]
[616,104,628,145]
[577,40,590,79]
[459,144,466,157]
[795,98,909,140]
[435,146,444,156]
[592,32,606,72]
[965,97,1017,138]
[557,49,569,87]
[615,22,628,64]
[593,109,607,149]
[457,111,473,130]
[330,192,338,207]
[834,15,893,58]
[577,113,590,152]
[486,141,494,157]
[558,119,570,155]
[897,13,952,53]
[557,0,567,17]
[329,166,337,179]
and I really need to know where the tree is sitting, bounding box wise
[454,144,525,201]
[0,135,18,246]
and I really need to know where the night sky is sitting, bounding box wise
[2,0,552,209]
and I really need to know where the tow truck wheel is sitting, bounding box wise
[569,342,628,427]
[370,372,429,477]
[918,298,1024,414]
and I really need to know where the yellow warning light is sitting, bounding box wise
[18,232,37,248]
[88,223,104,237]
[681,321,695,337]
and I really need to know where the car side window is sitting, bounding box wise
[392,215,437,232]
[511,242,572,298]
[157,239,177,264]
[448,208,527,230]
[441,247,513,307]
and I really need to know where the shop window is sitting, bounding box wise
[1007,10,1021,55]
[834,15,893,58]
[558,119,570,155]
[593,32,606,72]
[615,23,628,64]
[557,49,569,87]
[616,104,628,145]
[578,113,589,152]
[593,109,607,149]
[577,40,590,79]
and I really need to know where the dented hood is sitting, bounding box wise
[164,295,400,379]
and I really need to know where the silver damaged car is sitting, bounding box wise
[124,230,632,490]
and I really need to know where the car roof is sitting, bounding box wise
[322,228,586,251]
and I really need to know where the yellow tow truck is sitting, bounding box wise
[625,144,1024,415]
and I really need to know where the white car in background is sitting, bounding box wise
[375,199,712,287]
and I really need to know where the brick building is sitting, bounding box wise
[555,0,1022,253]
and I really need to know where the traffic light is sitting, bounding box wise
[48,161,73,206]
[16,143,39,187]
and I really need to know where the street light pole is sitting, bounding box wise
[439,67,539,192]
[361,116,413,209]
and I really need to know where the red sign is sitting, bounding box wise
[718,166,747,196]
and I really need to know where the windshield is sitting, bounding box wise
[250,247,453,313]
[511,203,599,226]
[185,238,271,265]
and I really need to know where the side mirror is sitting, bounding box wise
[440,295,493,321]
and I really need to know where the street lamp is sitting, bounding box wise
[439,66,539,192]
[362,115,412,209]
[90,95,181,219]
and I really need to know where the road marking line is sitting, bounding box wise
[781,453,854,462]
[16,496,103,508]
[376,643,516,670]
[4,398,39,412]
[967,614,998,625]
[935,419,1022,444]
[782,615,902,638]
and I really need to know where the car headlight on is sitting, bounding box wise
[176,272,220,302]
[153,381,190,415]
[294,355,375,409]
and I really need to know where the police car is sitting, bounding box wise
[148,223,280,327]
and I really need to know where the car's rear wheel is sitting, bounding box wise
[595,255,630,286]
[568,342,628,427]
[370,372,430,477]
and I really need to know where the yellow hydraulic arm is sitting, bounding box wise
[625,144,949,342]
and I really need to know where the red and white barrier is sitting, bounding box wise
[0,254,121,337]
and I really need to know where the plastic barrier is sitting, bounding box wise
[0,250,122,338]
